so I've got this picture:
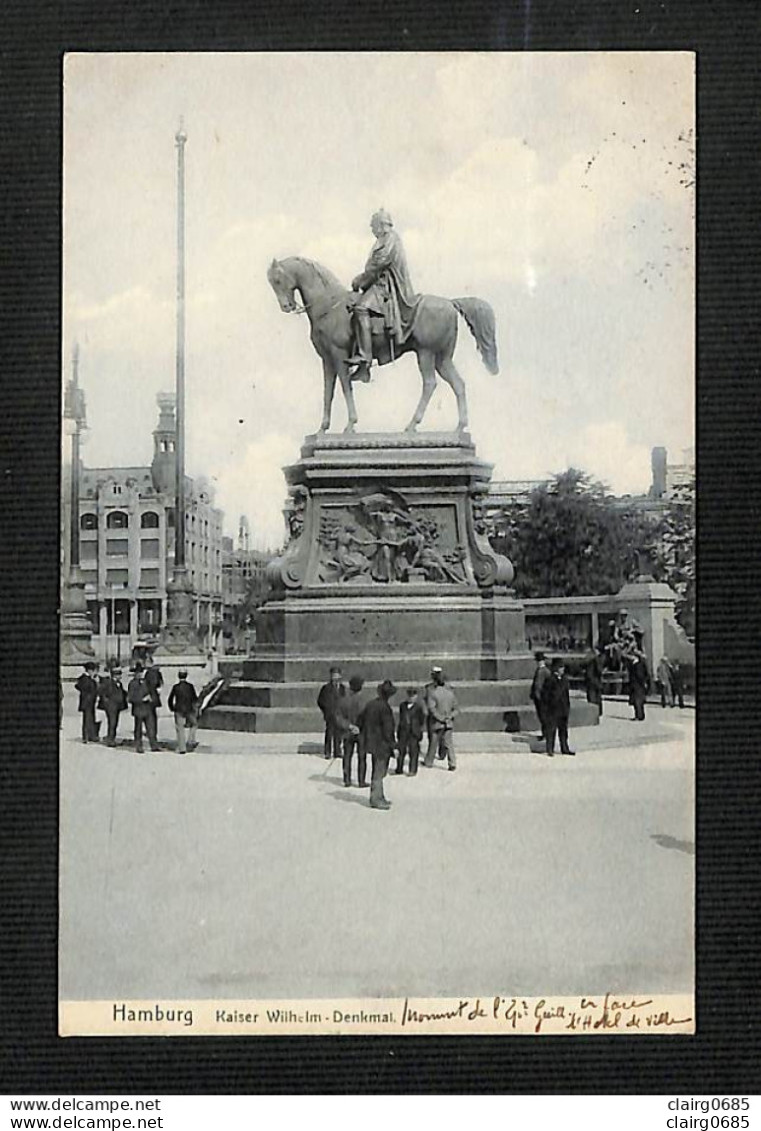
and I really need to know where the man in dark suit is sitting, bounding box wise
[530,652,550,742]
[540,658,575,757]
[627,639,651,721]
[396,686,425,776]
[670,659,686,709]
[359,680,397,810]
[127,663,159,753]
[317,666,347,760]
[98,666,128,746]
[144,658,164,743]
[337,675,367,787]
[74,662,100,742]
[168,670,199,754]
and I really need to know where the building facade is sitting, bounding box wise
[74,394,224,661]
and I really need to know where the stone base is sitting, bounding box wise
[203,432,598,736]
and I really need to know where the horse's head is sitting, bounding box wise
[267,258,299,313]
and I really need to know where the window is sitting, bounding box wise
[140,569,160,589]
[166,508,175,527]
[141,538,160,559]
[106,568,129,586]
[81,540,97,560]
[86,600,100,633]
[106,538,129,556]
[141,511,159,529]
[106,511,129,529]
[80,513,98,530]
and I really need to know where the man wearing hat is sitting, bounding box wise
[98,665,128,746]
[74,661,100,743]
[396,686,426,776]
[626,634,651,721]
[317,666,347,760]
[127,662,159,753]
[540,658,575,757]
[347,209,420,384]
[337,674,368,787]
[530,652,550,742]
[359,680,398,810]
[423,667,459,771]
[168,670,199,755]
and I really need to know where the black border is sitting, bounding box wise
[2,0,760,1095]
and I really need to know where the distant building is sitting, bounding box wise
[72,394,224,659]
[221,516,271,652]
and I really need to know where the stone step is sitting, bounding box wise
[220,679,535,709]
[200,698,599,735]
[238,653,537,683]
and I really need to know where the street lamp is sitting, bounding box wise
[157,119,202,658]
[60,343,95,665]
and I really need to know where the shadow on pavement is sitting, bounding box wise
[651,833,695,856]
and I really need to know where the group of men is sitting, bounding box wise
[529,654,576,757]
[317,665,458,811]
[656,656,687,709]
[72,660,200,754]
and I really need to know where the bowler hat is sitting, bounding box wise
[112,668,122,676]
[378,679,397,698]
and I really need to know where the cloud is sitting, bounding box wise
[212,433,296,549]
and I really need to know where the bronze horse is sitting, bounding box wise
[267,256,499,434]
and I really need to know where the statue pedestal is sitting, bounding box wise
[202,433,598,734]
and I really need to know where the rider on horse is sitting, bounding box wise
[347,209,420,383]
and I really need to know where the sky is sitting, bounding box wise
[63,52,694,548]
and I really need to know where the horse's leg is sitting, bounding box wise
[319,359,337,433]
[337,360,359,434]
[404,349,437,433]
[436,353,469,434]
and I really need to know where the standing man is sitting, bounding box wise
[396,686,425,776]
[360,680,398,810]
[168,669,199,755]
[540,658,575,757]
[585,649,604,719]
[423,667,458,771]
[98,666,128,746]
[127,662,159,753]
[530,652,551,741]
[144,657,164,745]
[626,638,651,722]
[74,661,100,743]
[338,674,367,787]
[317,666,347,760]
[657,656,675,708]
[347,209,419,384]
[670,659,686,709]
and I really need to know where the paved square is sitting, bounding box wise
[59,690,693,1001]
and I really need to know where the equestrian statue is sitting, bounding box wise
[267,209,500,435]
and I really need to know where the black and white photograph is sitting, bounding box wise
[59,51,695,1036]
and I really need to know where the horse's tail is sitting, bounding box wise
[452,297,499,375]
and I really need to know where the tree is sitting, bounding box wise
[654,476,695,636]
[489,469,652,598]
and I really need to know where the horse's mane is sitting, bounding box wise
[289,256,345,291]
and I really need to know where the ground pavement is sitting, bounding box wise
[59,687,694,1002]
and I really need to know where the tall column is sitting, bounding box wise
[61,343,95,664]
[157,120,201,657]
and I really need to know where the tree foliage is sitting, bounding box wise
[489,469,653,599]
[654,476,695,635]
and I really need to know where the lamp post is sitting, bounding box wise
[60,343,95,664]
[157,119,201,656]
